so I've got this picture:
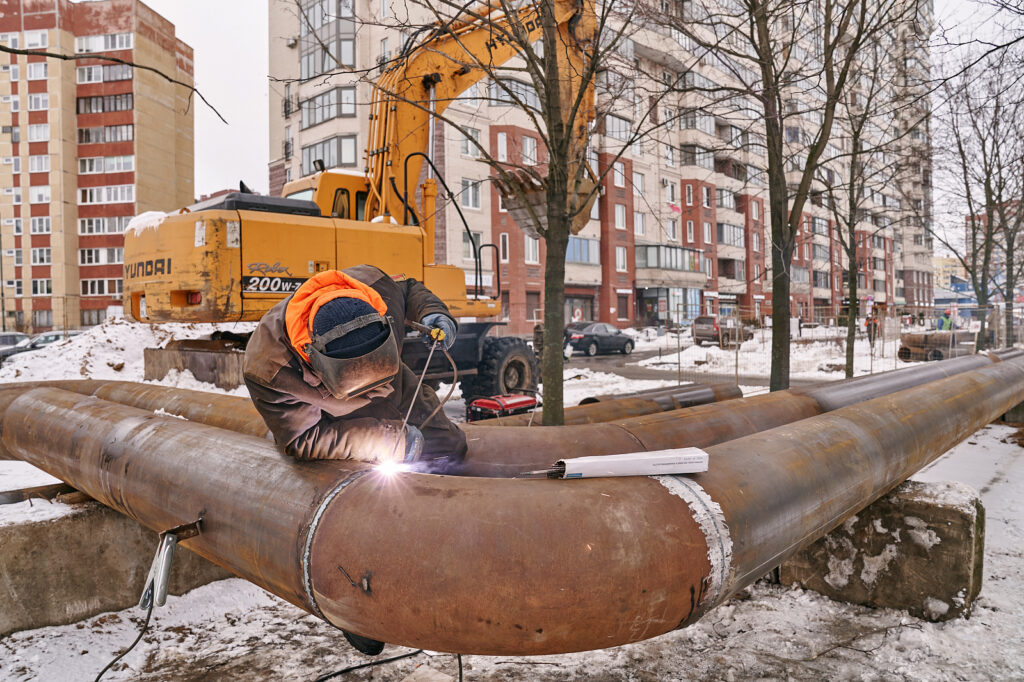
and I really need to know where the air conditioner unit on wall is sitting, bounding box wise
[2,249,13,256]
[4,280,14,288]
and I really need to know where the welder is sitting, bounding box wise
[243,266,464,654]
[243,265,464,465]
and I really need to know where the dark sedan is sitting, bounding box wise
[564,322,634,356]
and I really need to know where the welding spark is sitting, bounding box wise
[374,460,411,477]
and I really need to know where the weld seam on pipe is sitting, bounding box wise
[302,470,367,618]
[655,475,732,608]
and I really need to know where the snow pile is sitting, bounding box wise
[0,316,254,395]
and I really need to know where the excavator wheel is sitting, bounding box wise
[460,337,539,403]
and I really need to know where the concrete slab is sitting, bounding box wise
[780,480,983,621]
[0,500,231,636]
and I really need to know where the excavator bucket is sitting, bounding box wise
[494,168,598,239]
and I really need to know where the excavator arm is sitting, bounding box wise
[365,0,597,248]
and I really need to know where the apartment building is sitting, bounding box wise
[0,0,193,333]
[268,0,933,335]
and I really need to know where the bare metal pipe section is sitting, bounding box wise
[476,382,742,427]
[3,359,1023,654]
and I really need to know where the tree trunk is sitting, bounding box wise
[769,237,791,391]
[541,226,569,425]
[845,261,858,378]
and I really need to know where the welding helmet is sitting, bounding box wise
[306,310,399,398]
[286,270,400,399]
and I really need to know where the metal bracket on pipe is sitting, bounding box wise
[138,517,203,610]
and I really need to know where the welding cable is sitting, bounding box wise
[416,344,458,430]
[313,648,424,681]
[93,600,154,682]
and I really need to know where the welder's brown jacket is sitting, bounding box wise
[243,264,467,462]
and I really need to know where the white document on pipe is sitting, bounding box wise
[557,448,709,479]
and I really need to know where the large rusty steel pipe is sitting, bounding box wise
[476,382,742,427]
[3,358,1024,654]
[0,353,1010,470]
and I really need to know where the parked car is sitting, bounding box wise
[0,332,30,361]
[564,322,634,356]
[5,330,86,360]
[692,315,753,347]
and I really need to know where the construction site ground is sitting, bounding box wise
[1,319,1022,680]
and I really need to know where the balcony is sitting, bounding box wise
[282,96,299,118]
[283,139,293,160]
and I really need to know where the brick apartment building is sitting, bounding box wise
[0,0,193,333]
[268,0,934,336]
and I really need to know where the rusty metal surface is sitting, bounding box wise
[3,359,1023,654]
[476,383,742,427]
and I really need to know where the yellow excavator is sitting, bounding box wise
[123,0,595,399]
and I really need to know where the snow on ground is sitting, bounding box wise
[639,328,914,381]
[2,318,1023,680]
[0,317,255,396]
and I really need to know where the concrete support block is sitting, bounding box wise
[779,480,984,621]
[0,501,231,636]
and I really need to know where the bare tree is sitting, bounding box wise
[929,56,1024,348]
[820,38,906,377]
[645,0,916,390]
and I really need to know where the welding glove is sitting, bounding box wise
[420,313,457,350]
[404,425,424,462]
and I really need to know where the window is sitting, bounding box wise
[381,0,389,18]
[8,157,19,173]
[496,132,508,161]
[82,308,107,327]
[77,66,105,83]
[616,246,628,272]
[499,233,509,262]
[75,33,133,53]
[753,232,760,252]
[752,201,759,220]
[78,125,134,144]
[685,184,693,206]
[754,264,761,281]
[460,179,481,209]
[664,144,675,167]
[634,212,645,236]
[635,245,703,272]
[614,203,627,230]
[81,278,122,296]
[489,79,540,109]
[605,115,630,141]
[29,186,50,204]
[462,231,482,260]
[522,136,538,165]
[14,280,21,296]
[25,31,47,49]
[26,62,47,80]
[566,236,600,264]
[78,184,134,205]
[11,218,21,235]
[300,135,357,175]
[702,186,712,208]
[103,63,132,81]
[460,128,481,157]
[27,124,49,142]
[33,310,52,327]
[79,217,130,234]
[27,93,48,111]
[29,155,49,173]
[79,247,123,265]
[300,89,351,129]
[667,219,678,240]
[76,94,133,114]
[613,162,625,187]
[681,145,714,169]
[31,279,52,296]
[703,221,712,243]
[30,247,50,265]
[687,220,694,241]
[525,236,540,264]
[14,250,21,265]
[632,172,644,196]
[30,217,51,234]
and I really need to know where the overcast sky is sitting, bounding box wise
[142,0,270,197]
